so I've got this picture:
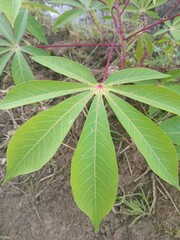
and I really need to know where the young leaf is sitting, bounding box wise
[105,68,170,86]
[4,92,93,183]
[71,95,118,232]
[110,85,180,116]
[54,8,85,28]
[160,116,180,145]
[27,15,48,44]
[0,15,16,42]
[105,92,179,188]
[14,9,28,43]
[0,81,90,109]
[0,51,14,76]
[12,51,34,84]
[20,46,49,56]
[33,56,97,85]
[0,0,22,27]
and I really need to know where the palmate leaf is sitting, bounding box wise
[4,92,93,183]
[0,0,22,27]
[12,51,34,84]
[105,92,179,188]
[160,116,180,145]
[0,81,90,109]
[33,56,97,85]
[105,68,170,86]
[110,85,180,115]
[71,95,118,232]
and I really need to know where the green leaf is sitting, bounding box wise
[163,85,180,95]
[105,92,179,188]
[0,39,10,47]
[110,85,180,116]
[160,116,180,145]
[12,51,34,84]
[146,10,159,19]
[14,9,28,43]
[0,81,90,109]
[0,0,22,27]
[154,28,169,37]
[22,2,58,13]
[54,8,85,28]
[143,33,153,55]
[71,95,118,232]
[27,14,48,44]
[135,38,144,62]
[0,15,16,42]
[105,68,170,86]
[4,92,93,183]
[33,56,97,85]
[20,46,49,56]
[0,51,13,76]
[147,0,167,10]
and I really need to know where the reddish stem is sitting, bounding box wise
[125,13,180,40]
[37,43,120,49]
[102,35,117,83]
[114,1,126,69]
[121,0,130,15]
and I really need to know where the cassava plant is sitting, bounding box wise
[0,0,180,232]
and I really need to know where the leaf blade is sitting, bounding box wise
[12,51,34,84]
[14,9,28,43]
[33,56,97,85]
[0,14,16,42]
[27,14,48,44]
[0,81,90,109]
[105,92,179,188]
[4,92,93,183]
[0,0,22,27]
[105,68,170,86]
[71,95,118,231]
[110,85,180,116]
[160,116,180,145]
[0,51,14,76]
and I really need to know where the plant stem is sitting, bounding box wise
[125,13,180,40]
[37,43,120,49]
[102,35,117,83]
[114,0,126,69]
[121,0,130,15]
